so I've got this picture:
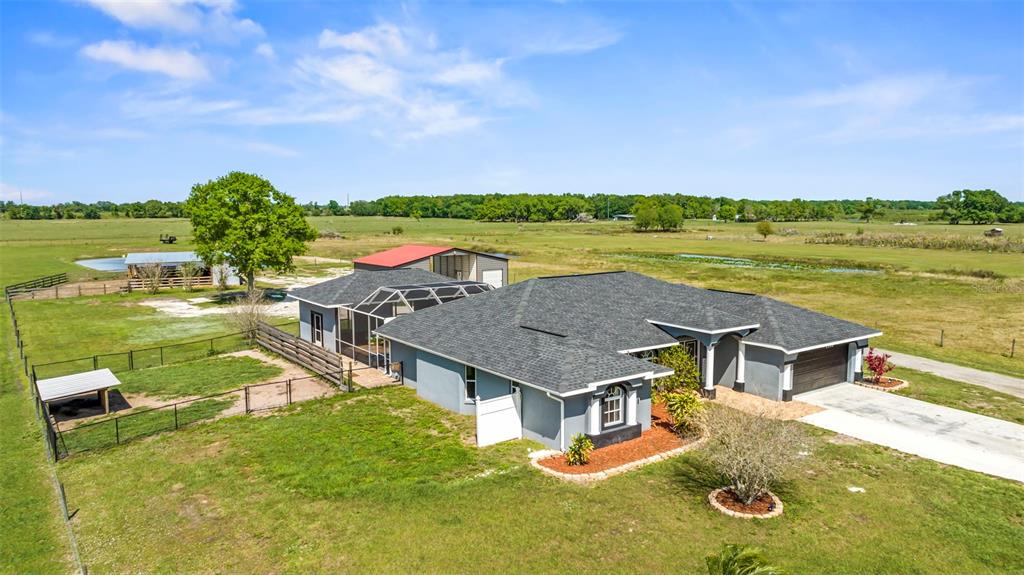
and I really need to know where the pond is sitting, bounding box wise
[673,253,879,274]
[76,257,127,272]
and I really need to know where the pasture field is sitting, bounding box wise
[58,386,1024,574]
[1,215,1022,573]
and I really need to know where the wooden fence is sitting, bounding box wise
[255,322,345,386]
[4,272,67,297]
[127,275,213,290]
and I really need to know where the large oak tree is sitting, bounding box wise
[185,172,317,290]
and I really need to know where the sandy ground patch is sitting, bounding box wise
[257,268,351,289]
[714,386,822,420]
[138,296,297,318]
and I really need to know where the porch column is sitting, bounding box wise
[781,362,794,402]
[853,346,864,382]
[734,340,746,393]
[626,386,638,426]
[589,394,601,435]
[846,343,856,382]
[703,343,716,399]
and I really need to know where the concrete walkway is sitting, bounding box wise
[799,384,1024,483]
[877,349,1024,399]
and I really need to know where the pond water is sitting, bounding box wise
[674,253,879,274]
[76,257,127,272]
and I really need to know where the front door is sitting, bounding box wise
[311,311,323,347]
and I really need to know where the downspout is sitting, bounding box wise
[545,391,566,451]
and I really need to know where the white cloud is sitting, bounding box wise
[318,23,407,57]
[83,0,263,41]
[27,31,76,48]
[119,94,245,119]
[254,42,276,60]
[245,141,299,157]
[0,182,52,201]
[82,40,210,80]
[296,54,402,99]
[788,74,975,111]
[432,59,504,86]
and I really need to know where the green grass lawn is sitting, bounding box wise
[0,306,72,573]
[60,398,237,456]
[891,367,1024,425]
[117,356,283,400]
[58,386,1024,574]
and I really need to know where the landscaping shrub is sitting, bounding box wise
[755,220,774,240]
[565,433,594,466]
[391,226,404,235]
[864,347,894,383]
[703,408,811,505]
[705,544,785,575]
[654,346,702,396]
[663,390,705,437]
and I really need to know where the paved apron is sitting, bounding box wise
[798,383,1024,483]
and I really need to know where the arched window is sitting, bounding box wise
[602,385,624,427]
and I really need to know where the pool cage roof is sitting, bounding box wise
[346,280,493,319]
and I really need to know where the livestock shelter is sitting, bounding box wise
[36,368,122,415]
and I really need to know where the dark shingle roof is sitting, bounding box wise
[375,271,880,392]
[289,269,455,307]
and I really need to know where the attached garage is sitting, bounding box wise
[792,346,848,395]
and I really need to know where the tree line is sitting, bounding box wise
[4,191,1021,224]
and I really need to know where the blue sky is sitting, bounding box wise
[1,1,1022,204]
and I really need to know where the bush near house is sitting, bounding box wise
[565,433,594,466]
[864,347,895,383]
[654,346,702,396]
[663,390,705,437]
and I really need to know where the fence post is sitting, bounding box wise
[287,379,292,405]
[92,355,98,370]
[1012,339,1016,359]
[129,349,134,370]
[160,346,164,366]
[115,417,120,445]
[59,482,69,520]
[174,403,179,429]
[348,361,353,393]
[244,386,250,413]
[209,338,214,354]
[939,329,944,347]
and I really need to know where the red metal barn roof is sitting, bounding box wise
[353,244,453,268]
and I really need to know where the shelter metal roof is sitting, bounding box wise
[124,251,202,265]
[36,368,121,402]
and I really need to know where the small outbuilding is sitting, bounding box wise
[36,368,122,415]
[353,244,509,288]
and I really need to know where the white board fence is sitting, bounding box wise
[476,391,522,447]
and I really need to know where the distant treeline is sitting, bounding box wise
[4,191,1021,224]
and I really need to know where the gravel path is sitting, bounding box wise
[877,349,1024,399]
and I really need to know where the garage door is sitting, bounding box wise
[793,346,847,394]
[482,269,503,288]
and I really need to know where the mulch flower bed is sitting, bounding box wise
[708,488,784,519]
[536,403,693,475]
[856,376,908,392]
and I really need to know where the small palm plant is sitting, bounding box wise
[565,433,594,466]
[706,544,785,575]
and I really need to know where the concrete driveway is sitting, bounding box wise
[798,384,1024,483]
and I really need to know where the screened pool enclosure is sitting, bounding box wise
[335,280,493,370]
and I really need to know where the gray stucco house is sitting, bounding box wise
[373,271,880,451]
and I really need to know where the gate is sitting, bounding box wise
[475,389,522,447]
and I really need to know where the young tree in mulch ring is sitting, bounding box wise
[565,433,594,466]
[703,408,812,506]
[864,347,895,383]
[663,390,706,438]
[653,346,702,396]
[706,544,786,575]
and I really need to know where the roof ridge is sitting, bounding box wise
[537,270,627,280]
[513,279,536,325]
